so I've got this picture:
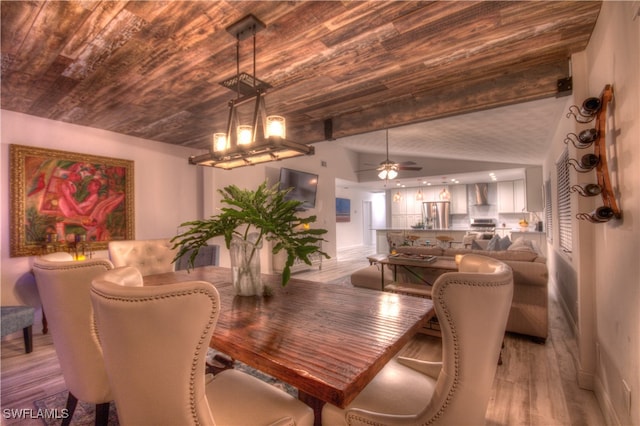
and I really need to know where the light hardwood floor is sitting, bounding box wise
[1,245,605,425]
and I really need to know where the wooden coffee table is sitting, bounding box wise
[379,255,457,298]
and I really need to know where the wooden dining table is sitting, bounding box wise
[144,266,434,425]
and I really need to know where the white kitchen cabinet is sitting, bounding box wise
[390,189,407,214]
[450,184,468,214]
[406,189,423,215]
[497,181,515,213]
[498,180,525,213]
[525,167,543,212]
[514,179,526,213]
[391,214,408,229]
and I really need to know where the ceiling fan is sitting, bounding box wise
[357,129,422,180]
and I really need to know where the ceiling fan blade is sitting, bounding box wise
[397,161,417,166]
[398,165,422,171]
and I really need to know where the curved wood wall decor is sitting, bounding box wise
[566,85,621,223]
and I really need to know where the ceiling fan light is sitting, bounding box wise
[387,169,398,180]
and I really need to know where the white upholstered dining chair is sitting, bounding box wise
[322,254,514,426]
[107,238,177,276]
[90,266,314,426]
[32,253,115,426]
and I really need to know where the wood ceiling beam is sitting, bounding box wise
[288,58,568,146]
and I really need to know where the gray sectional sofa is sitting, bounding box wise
[351,244,548,342]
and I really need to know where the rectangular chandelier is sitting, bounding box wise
[189,135,315,169]
[189,14,314,170]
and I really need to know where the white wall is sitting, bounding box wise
[1,112,360,303]
[543,3,640,425]
[202,140,359,270]
[1,110,202,312]
[334,186,383,250]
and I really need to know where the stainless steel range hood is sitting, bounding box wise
[473,183,489,206]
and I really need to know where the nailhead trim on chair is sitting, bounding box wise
[347,274,512,426]
[93,286,219,426]
[422,277,511,426]
[34,259,113,272]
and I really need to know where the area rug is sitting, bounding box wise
[326,275,351,286]
[33,353,295,425]
[33,392,119,426]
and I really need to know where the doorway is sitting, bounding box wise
[362,200,374,246]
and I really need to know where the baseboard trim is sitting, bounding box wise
[594,373,622,425]
[551,277,597,391]
[550,278,579,338]
[577,368,595,390]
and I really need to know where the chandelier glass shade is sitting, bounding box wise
[189,15,314,169]
[266,115,286,138]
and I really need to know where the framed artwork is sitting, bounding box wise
[336,197,351,223]
[10,144,134,257]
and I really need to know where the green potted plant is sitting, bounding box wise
[171,181,328,296]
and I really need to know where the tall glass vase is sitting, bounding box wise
[229,234,263,296]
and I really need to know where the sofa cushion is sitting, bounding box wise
[440,248,538,262]
[508,237,536,252]
[443,248,474,257]
[478,250,539,262]
[351,265,393,290]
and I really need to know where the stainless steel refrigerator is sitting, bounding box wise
[422,201,451,229]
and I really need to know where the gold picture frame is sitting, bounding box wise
[10,144,134,257]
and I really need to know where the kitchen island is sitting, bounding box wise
[376,229,475,253]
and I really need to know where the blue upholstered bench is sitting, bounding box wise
[1,306,35,353]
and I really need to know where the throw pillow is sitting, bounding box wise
[508,237,535,252]
[462,234,477,247]
[471,240,485,250]
[486,234,501,251]
[498,235,512,250]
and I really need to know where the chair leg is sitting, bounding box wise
[95,402,110,426]
[62,392,78,426]
[22,325,33,353]
[206,353,235,375]
[42,310,48,334]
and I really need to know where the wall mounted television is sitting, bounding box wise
[278,167,318,210]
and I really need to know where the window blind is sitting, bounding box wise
[544,179,553,243]
[556,148,572,254]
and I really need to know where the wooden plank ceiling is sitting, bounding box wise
[1,1,601,150]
